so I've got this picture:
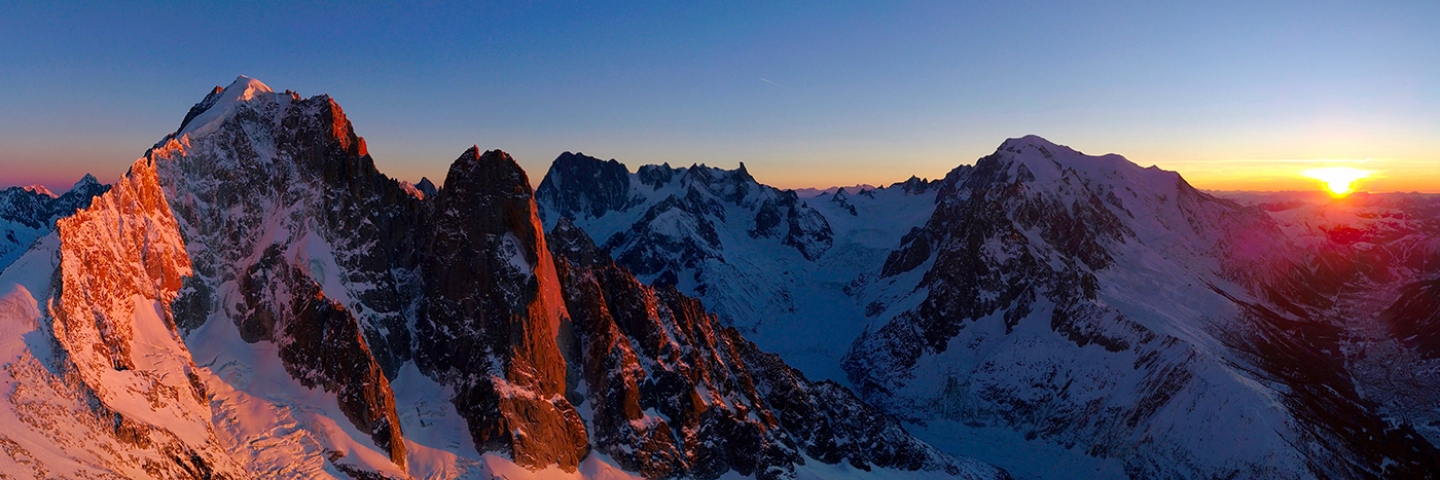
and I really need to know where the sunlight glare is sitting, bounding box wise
[1301,167,1373,196]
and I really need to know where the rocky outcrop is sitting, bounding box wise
[535,154,843,335]
[536,152,636,220]
[236,244,406,466]
[415,147,589,471]
[535,154,835,272]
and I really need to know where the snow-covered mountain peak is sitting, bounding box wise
[951,135,1292,288]
[399,176,438,200]
[1,174,111,271]
[223,74,274,100]
[984,135,1183,199]
[997,134,1074,156]
[176,75,291,138]
[18,185,56,198]
[681,161,758,189]
[68,173,100,193]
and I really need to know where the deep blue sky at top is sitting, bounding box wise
[2,1,1437,191]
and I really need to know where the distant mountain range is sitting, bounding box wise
[0,175,109,270]
[2,76,1437,479]
[791,184,881,198]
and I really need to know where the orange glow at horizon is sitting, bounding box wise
[1301,167,1374,196]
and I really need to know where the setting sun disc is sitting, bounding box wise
[1301,167,1373,196]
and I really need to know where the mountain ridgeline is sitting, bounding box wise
[4,75,1438,480]
[0,77,1004,479]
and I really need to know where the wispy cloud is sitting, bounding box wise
[759,77,786,88]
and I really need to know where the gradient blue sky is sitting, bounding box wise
[3,1,1438,192]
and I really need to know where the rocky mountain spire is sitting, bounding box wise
[415,147,589,470]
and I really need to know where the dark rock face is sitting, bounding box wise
[236,245,407,467]
[608,193,726,282]
[415,177,438,198]
[550,220,1002,480]
[535,154,835,276]
[415,147,589,471]
[175,86,225,133]
[535,152,635,220]
[1384,279,1440,359]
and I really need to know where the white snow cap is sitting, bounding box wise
[220,75,275,101]
[998,134,1077,156]
[178,75,281,137]
[68,174,99,191]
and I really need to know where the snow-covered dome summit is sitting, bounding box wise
[175,75,287,137]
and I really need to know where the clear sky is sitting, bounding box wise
[3,1,1437,193]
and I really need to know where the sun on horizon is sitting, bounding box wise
[1301,166,1374,197]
